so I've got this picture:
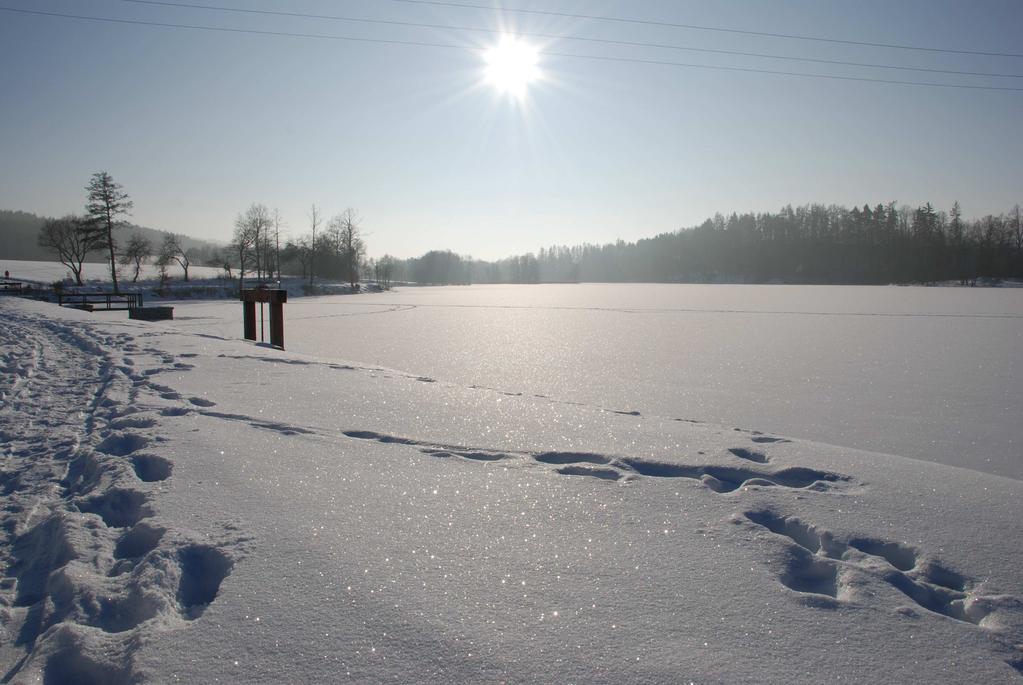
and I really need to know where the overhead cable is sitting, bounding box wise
[113,0,1023,79]
[2,6,1022,92]
[388,0,1023,59]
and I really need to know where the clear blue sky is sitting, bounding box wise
[1,0,1021,260]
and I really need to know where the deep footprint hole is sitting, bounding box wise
[43,650,132,685]
[884,571,974,623]
[781,552,839,598]
[11,517,77,607]
[78,490,152,528]
[95,433,150,457]
[115,522,166,560]
[109,416,157,430]
[61,453,101,496]
[746,510,837,557]
[96,591,162,633]
[920,562,967,592]
[177,545,233,619]
[130,454,173,482]
[848,538,918,572]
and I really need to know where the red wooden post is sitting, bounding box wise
[269,301,284,350]
[243,301,256,340]
[241,289,286,349]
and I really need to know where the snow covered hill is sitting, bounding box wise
[1,297,1021,683]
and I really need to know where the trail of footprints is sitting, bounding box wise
[6,314,1021,678]
[0,323,236,685]
[739,507,1023,678]
[139,344,1023,675]
[740,510,987,619]
[341,430,844,493]
[343,428,1023,673]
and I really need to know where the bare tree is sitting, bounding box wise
[342,209,365,289]
[38,215,97,285]
[160,233,193,281]
[84,171,133,293]
[219,251,234,279]
[272,208,283,281]
[328,208,365,289]
[285,236,313,279]
[202,249,231,278]
[119,233,152,283]
[232,208,262,292]
[375,254,397,288]
[235,204,272,279]
[154,251,172,294]
[309,204,320,286]
[1011,204,1022,255]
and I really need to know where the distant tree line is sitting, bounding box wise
[1,210,58,260]
[24,193,1023,289]
[274,205,367,289]
[32,172,220,290]
[381,202,1023,286]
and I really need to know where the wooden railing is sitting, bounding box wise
[0,279,25,294]
[57,292,143,311]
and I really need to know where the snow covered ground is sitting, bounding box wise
[1,295,1022,683]
[0,259,222,285]
[166,283,1023,480]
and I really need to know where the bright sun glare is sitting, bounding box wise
[483,36,540,98]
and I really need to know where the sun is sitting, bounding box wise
[483,36,541,99]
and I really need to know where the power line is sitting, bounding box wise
[2,6,1022,92]
[389,0,1023,59]
[114,0,1023,79]
[0,7,468,52]
[539,49,1023,92]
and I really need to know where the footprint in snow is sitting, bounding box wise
[751,435,791,444]
[113,522,166,563]
[108,416,157,431]
[95,433,149,457]
[177,544,234,620]
[341,430,845,493]
[740,509,1011,630]
[77,488,153,528]
[728,447,769,464]
[130,454,172,482]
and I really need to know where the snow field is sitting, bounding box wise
[0,296,1022,682]
[0,259,222,286]
[162,283,1023,480]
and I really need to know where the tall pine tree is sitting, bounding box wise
[85,171,133,293]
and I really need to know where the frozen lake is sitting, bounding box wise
[168,283,1022,480]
